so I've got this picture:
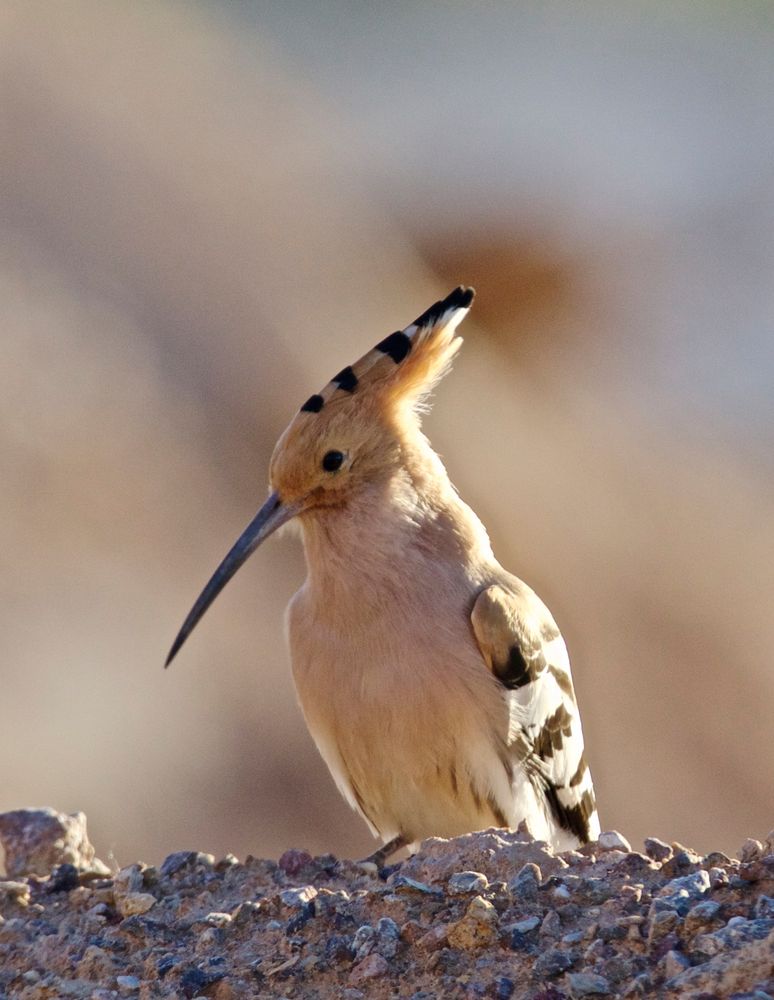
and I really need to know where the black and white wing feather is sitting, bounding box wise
[471,582,599,848]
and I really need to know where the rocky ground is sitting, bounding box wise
[0,810,772,999]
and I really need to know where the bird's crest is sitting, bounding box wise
[298,286,475,419]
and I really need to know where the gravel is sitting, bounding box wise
[0,809,773,998]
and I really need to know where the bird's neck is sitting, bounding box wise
[299,445,494,612]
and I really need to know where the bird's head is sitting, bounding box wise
[166,285,475,665]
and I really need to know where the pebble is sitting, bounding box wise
[278,849,314,875]
[709,865,729,888]
[567,971,612,996]
[392,875,440,896]
[279,885,318,909]
[533,947,575,977]
[352,924,375,961]
[0,808,109,877]
[512,915,541,934]
[540,909,562,938]
[448,871,489,894]
[116,975,141,994]
[159,851,213,878]
[657,869,710,912]
[507,862,540,901]
[739,838,764,862]
[684,898,721,933]
[643,838,672,862]
[348,953,389,985]
[117,892,156,916]
[597,831,631,852]
[447,895,499,950]
[493,976,515,999]
[0,880,31,906]
[415,925,447,952]
[374,916,400,958]
[661,949,689,977]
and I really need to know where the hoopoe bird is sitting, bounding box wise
[167,287,600,864]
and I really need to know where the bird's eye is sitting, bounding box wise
[322,450,345,472]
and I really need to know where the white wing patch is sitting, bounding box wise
[471,584,600,847]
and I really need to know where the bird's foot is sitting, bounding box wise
[356,834,408,874]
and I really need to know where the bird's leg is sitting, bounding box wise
[357,834,408,871]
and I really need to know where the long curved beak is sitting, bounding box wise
[165,490,295,667]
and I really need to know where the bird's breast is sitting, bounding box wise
[284,576,513,842]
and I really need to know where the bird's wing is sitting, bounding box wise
[471,583,599,845]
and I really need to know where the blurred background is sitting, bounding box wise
[2,0,773,868]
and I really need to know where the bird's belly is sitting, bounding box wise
[289,629,517,845]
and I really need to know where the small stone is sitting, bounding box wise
[22,970,40,983]
[159,851,197,877]
[116,976,141,995]
[512,915,541,934]
[622,973,652,996]
[48,863,80,892]
[684,899,721,934]
[325,934,355,964]
[567,972,612,996]
[584,938,607,962]
[415,925,447,952]
[661,845,702,876]
[0,808,109,877]
[702,850,731,867]
[392,875,440,896]
[643,837,672,863]
[552,883,572,901]
[533,947,575,977]
[352,924,376,960]
[507,862,541,901]
[447,895,499,950]
[76,944,115,979]
[374,917,400,959]
[448,871,489,894]
[620,884,642,904]
[231,900,261,924]
[709,866,729,889]
[647,907,680,947]
[661,950,689,977]
[657,869,710,908]
[117,892,156,916]
[692,931,725,957]
[755,895,774,918]
[204,912,232,927]
[278,849,314,875]
[597,831,631,852]
[493,977,515,1000]
[279,885,317,908]
[114,864,144,895]
[738,838,763,862]
[0,880,30,906]
[540,909,562,938]
[348,953,389,985]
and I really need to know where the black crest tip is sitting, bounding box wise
[300,394,324,413]
[450,285,475,309]
[412,285,475,329]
